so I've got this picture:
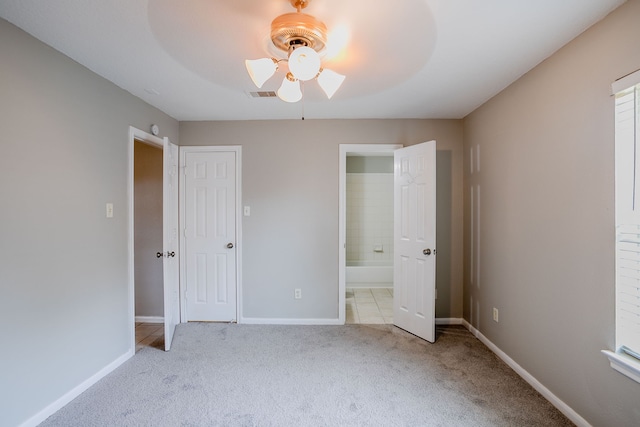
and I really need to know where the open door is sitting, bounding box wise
[163,137,180,350]
[393,141,436,342]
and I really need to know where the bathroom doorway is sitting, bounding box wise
[339,144,400,324]
[345,154,394,323]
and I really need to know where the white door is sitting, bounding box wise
[163,138,180,350]
[183,150,238,321]
[393,141,437,342]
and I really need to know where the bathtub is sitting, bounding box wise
[345,261,393,288]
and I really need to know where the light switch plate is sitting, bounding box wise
[106,203,114,218]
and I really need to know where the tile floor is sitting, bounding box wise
[346,287,394,324]
[135,322,164,352]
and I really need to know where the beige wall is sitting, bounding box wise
[180,119,464,320]
[10,0,638,422]
[0,18,179,426]
[463,0,640,425]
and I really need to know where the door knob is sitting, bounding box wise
[423,249,432,256]
[156,252,163,258]
[168,251,175,258]
[227,243,234,249]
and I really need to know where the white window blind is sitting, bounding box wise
[615,73,640,358]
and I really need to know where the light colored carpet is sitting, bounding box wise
[40,324,573,426]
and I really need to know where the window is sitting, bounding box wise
[604,69,640,383]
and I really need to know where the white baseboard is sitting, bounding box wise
[240,317,343,325]
[240,317,462,326]
[135,316,164,324]
[461,320,591,427]
[18,350,132,427]
[436,317,464,325]
[346,284,393,289]
[136,316,164,323]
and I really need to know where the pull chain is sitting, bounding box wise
[301,81,305,120]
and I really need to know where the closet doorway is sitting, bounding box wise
[133,139,164,350]
[127,127,180,353]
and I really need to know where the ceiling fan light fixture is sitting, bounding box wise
[277,73,303,103]
[317,68,345,99]
[245,58,278,88]
[288,46,321,81]
[245,0,345,102]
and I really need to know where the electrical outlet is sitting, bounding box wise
[294,288,302,299]
[493,307,499,322]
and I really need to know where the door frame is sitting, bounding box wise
[127,126,165,355]
[178,145,243,323]
[338,144,402,324]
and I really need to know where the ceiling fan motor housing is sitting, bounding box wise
[270,11,328,54]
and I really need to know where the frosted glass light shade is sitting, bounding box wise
[277,76,302,103]
[245,58,278,88]
[317,68,345,99]
[288,47,321,81]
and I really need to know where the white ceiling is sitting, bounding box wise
[0,0,626,121]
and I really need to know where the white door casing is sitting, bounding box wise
[393,141,437,342]
[181,148,239,322]
[163,137,180,350]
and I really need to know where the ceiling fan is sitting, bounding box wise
[245,0,346,103]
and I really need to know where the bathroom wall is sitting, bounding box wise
[346,156,394,265]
